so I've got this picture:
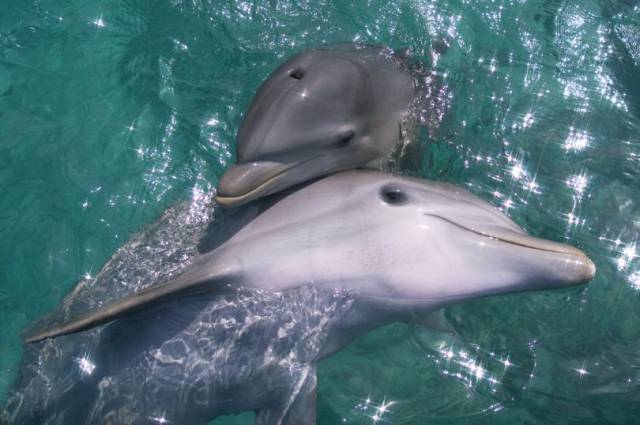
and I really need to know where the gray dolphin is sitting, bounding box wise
[215,45,417,207]
[11,171,595,425]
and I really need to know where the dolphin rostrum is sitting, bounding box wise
[13,171,594,424]
[215,45,417,207]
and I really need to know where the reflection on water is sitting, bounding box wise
[353,395,397,424]
[0,0,639,424]
[321,1,640,422]
[74,353,96,377]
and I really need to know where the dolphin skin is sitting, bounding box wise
[215,45,417,207]
[7,171,595,425]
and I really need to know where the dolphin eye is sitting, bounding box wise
[337,130,355,147]
[380,186,407,205]
[289,68,305,80]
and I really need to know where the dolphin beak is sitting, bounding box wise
[485,227,596,286]
[216,161,291,207]
[426,214,596,288]
[216,157,322,207]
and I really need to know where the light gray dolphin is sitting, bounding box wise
[11,171,595,425]
[215,45,417,207]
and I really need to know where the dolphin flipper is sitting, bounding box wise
[24,256,230,343]
[256,367,317,425]
[411,309,457,336]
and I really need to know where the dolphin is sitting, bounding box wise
[215,45,417,207]
[8,171,595,425]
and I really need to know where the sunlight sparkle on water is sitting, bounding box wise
[526,179,540,193]
[92,16,106,28]
[616,243,637,271]
[149,413,170,424]
[371,398,395,424]
[566,172,589,197]
[510,163,524,180]
[628,272,640,290]
[489,57,497,73]
[74,354,96,376]
[565,211,584,227]
[192,185,206,203]
[355,395,395,424]
[564,127,590,152]
[434,343,504,390]
[622,245,637,260]
[467,361,486,380]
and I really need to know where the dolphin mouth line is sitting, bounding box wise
[216,155,323,205]
[361,213,594,304]
[424,213,586,257]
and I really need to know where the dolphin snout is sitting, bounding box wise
[528,236,596,285]
[571,250,597,283]
[216,161,290,207]
[488,228,596,287]
[217,155,328,207]
[425,213,596,288]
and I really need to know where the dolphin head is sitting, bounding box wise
[276,172,596,308]
[215,46,415,207]
[353,173,595,306]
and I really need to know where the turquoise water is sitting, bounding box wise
[1,0,639,423]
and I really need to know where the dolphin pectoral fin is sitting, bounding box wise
[256,366,317,425]
[410,309,457,336]
[408,310,462,354]
[24,260,231,344]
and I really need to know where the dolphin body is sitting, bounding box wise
[215,45,418,207]
[5,171,594,425]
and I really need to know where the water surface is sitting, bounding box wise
[1,0,639,423]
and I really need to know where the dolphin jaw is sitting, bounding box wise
[215,161,286,207]
[423,213,596,285]
[216,156,323,207]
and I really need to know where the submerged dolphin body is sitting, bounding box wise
[7,171,594,424]
[215,45,417,207]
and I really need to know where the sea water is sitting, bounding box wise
[1,1,639,424]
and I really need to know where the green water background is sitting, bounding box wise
[1,0,639,423]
